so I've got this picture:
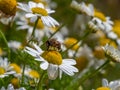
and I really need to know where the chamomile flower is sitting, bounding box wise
[1,84,26,90]
[0,58,16,78]
[17,1,59,27]
[88,16,113,32]
[96,79,120,90]
[70,1,94,16]
[102,44,120,63]
[10,63,22,77]
[16,16,55,41]
[91,17,113,32]
[25,42,78,80]
[71,1,113,32]
[8,41,23,51]
[24,67,40,83]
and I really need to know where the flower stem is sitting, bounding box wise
[37,71,46,90]
[32,17,39,36]
[0,30,10,60]
[66,59,110,89]
[21,63,26,85]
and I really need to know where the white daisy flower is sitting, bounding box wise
[88,17,113,33]
[102,44,120,63]
[16,16,55,41]
[17,1,59,27]
[24,67,40,83]
[97,78,120,90]
[8,41,22,51]
[70,1,94,16]
[70,1,113,32]
[0,57,16,78]
[25,43,78,80]
[1,84,26,90]
[92,17,113,32]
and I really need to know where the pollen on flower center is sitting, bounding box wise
[42,51,62,65]
[29,70,40,78]
[10,63,21,74]
[31,7,48,16]
[96,87,110,90]
[0,0,17,16]
[0,67,5,75]
[94,11,106,21]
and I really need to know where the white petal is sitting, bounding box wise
[25,13,36,18]
[46,16,55,27]
[47,16,59,26]
[62,59,76,65]
[37,3,44,8]
[59,65,75,76]
[59,69,63,79]
[40,61,49,70]
[41,17,51,27]
[46,9,55,14]
[25,47,39,55]
[7,84,14,90]
[28,1,37,9]
[30,16,37,22]
[35,56,45,62]
[47,64,58,80]
[17,3,31,12]
[16,21,26,25]
[17,25,29,30]
[33,44,43,54]
[5,71,16,75]
[102,79,109,87]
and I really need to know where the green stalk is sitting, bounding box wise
[31,17,39,37]
[0,30,10,60]
[66,59,110,90]
[37,71,46,90]
[21,63,26,85]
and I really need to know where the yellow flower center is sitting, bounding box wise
[64,38,79,50]
[11,78,19,88]
[42,51,62,65]
[113,20,120,37]
[99,37,117,48]
[96,87,110,90]
[75,56,88,71]
[93,46,105,59]
[94,10,106,21]
[0,0,17,16]
[31,7,48,16]
[0,48,3,55]
[29,70,40,78]
[0,67,5,75]
[10,63,21,74]
[28,18,44,29]
[49,26,59,31]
